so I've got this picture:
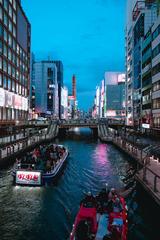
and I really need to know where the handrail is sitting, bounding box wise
[143,165,160,192]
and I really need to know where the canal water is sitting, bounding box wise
[0,128,159,240]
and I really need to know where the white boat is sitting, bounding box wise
[12,144,69,186]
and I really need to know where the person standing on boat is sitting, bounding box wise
[113,197,123,213]
[81,191,96,207]
[96,183,110,211]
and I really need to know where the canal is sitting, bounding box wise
[0,128,159,240]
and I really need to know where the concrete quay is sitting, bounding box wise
[100,134,160,207]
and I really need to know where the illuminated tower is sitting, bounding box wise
[72,74,76,101]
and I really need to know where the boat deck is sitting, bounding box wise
[95,214,109,240]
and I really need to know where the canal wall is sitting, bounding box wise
[0,123,59,168]
[98,124,160,207]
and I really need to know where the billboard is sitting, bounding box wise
[0,88,28,110]
[16,170,42,186]
[0,88,5,107]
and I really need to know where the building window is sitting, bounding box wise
[4,0,8,11]
[3,28,7,42]
[0,56,2,69]
[12,38,16,51]
[9,5,12,18]
[3,108,6,120]
[9,19,12,33]
[8,34,12,47]
[0,7,2,21]
[4,13,8,26]
[13,25,16,37]
[3,59,7,72]
[0,23,2,36]
[152,43,160,59]
[19,84,21,94]
[12,52,16,65]
[152,62,160,76]
[12,66,15,78]
[16,83,18,93]
[0,72,2,86]
[13,12,16,24]
[16,70,19,80]
[12,80,15,92]
[153,98,160,109]
[13,0,16,10]
[152,25,160,41]
[8,63,11,75]
[8,78,11,90]
[3,75,7,88]
[3,43,7,57]
[0,39,2,53]
[153,80,160,92]
[8,48,11,61]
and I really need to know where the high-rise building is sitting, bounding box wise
[104,72,125,119]
[32,61,59,118]
[141,29,152,128]
[125,0,157,127]
[53,61,63,119]
[0,0,31,124]
[151,14,160,130]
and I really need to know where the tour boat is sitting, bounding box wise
[12,144,69,186]
[70,189,128,240]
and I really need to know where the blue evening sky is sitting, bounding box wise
[22,0,126,111]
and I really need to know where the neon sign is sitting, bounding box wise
[16,170,42,186]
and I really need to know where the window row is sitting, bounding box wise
[153,80,160,92]
[0,57,28,81]
[0,46,28,73]
[0,5,16,27]
[0,0,16,14]
[153,117,160,128]
[0,74,28,96]
[0,24,16,49]
[152,42,160,59]
[153,98,160,109]
[0,108,27,122]
[152,24,160,41]
[152,62,160,76]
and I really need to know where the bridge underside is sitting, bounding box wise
[59,125,98,129]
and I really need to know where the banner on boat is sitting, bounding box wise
[16,170,42,186]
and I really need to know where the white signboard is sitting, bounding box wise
[142,123,150,129]
[0,88,5,107]
[16,170,42,186]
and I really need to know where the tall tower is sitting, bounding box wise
[72,74,76,100]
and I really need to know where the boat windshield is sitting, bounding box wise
[19,163,35,170]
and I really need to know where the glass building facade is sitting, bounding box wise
[0,0,30,124]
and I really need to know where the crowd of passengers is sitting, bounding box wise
[16,144,66,173]
[81,184,123,213]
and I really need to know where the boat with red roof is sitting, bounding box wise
[70,186,128,240]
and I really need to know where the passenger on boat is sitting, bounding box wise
[75,220,94,240]
[80,192,96,207]
[96,183,110,212]
[110,225,122,240]
[107,188,118,213]
[113,198,123,213]
[108,188,117,201]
